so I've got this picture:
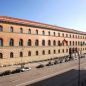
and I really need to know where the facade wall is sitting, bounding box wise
[0,21,86,66]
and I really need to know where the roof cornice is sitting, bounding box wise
[0,16,86,35]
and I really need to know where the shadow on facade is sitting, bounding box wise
[26,69,86,86]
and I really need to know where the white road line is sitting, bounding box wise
[16,62,86,86]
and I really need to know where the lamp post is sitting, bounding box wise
[21,47,24,68]
[78,42,83,86]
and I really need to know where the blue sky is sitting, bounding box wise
[0,0,86,32]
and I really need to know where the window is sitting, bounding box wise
[62,33,64,37]
[9,39,14,46]
[66,34,68,37]
[48,40,51,46]
[0,53,3,59]
[20,52,23,57]
[19,39,23,46]
[58,33,60,37]
[36,51,38,55]
[73,41,74,46]
[27,39,31,46]
[48,31,50,36]
[76,41,77,46]
[28,51,31,56]
[62,49,64,53]
[20,28,23,33]
[42,40,45,46]
[48,50,51,54]
[0,38,3,46]
[76,35,77,38]
[35,39,39,46]
[42,50,45,55]
[58,49,60,53]
[78,41,80,46]
[28,29,31,34]
[54,50,56,54]
[53,40,56,46]
[66,49,68,52]
[0,25,3,32]
[70,34,71,38]
[36,30,38,35]
[58,40,61,46]
[54,32,55,36]
[10,26,13,32]
[42,31,45,35]
[10,52,14,58]
[70,41,71,46]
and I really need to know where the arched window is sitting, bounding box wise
[54,32,55,36]
[48,40,51,46]
[76,41,77,46]
[54,50,56,54]
[9,39,14,46]
[58,40,61,46]
[58,33,60,37]
[42,40,45,46]
[42,31,45,35]
[10,26,13,32]
[58,49,60,53]
[28,51,31,56]
[48,31,50,36]
[19,39,23,46]
[20,28,23,33]
[0,53,3,59]
[36,30,38,35]
[35,39,39,46]
[10,52,14,58]
[0,25,3,32]
[53,40,56,46]
[20,52,23,57]
[42,50,45,55]
[48,50,51,54]
[27,39,31,46]
[0,38,3,46]
[73,41,74,46]
[36,51,38,55]
[62,49,64,53]
[62,33,64,37]
[70,41,71,46]
[66,49,68,52]
[28,29,31,34]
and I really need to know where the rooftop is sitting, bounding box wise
[0,16,86,35]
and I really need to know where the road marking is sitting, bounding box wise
[16,62,86,86]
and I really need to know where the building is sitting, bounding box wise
[0,16,86,66]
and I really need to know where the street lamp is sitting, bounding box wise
[78,42,84,86]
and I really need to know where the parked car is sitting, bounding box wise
[46,61,53,66]
[20,67,31,72]
[11,68,21,74]
[36,64,44,68]
[54,60,58,64]
[2,70,11,76]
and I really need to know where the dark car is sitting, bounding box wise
[46,61,53,66]
[11,68,21,74]
[36,64,44,68]
[54,60,58,64]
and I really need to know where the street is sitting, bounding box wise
[0,58,86,86]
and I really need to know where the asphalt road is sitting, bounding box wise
[0,58,86,86]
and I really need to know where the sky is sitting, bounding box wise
[0,0,86,32]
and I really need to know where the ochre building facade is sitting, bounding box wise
[0,16,86,66]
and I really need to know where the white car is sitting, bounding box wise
[21,67,31,72]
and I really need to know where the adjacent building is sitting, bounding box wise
[0,16,86,66]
